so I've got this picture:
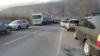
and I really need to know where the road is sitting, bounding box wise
[0,24,85,56]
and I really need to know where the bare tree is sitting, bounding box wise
[28,9,33,25]
[64,11,73,18]
[76,0,93,18]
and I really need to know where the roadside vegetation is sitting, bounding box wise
[0,0,99,24]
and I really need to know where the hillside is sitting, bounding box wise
[0,1,67,22]
[0,0,99,23]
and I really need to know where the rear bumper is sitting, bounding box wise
[89,41,100,56]
[69,27,75,30]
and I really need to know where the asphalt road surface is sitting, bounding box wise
[0,24,85,56]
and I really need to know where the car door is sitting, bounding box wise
[22,20,27,28]
[0,23,3,31]
[17,21,23,28]
[0,23,6,31]
[77,19,89,42]
[76,20,84,41]
[20,21,25,28]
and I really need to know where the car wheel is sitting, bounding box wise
[67,29,69,31]
[74,31,78,39]
[26,25,29,29]
[84,40,91,56]
[17,26,21,30]
[5,28,11,34]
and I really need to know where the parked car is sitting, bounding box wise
[60,20,68,27]
[65,19,79,31]
[0,21,11,34]
[9,19,29,30]
[53,20,60,24]
[74,15,100,56]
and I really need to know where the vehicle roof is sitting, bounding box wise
[61,20,67,21]
[84,16,93,19]
[32,13,43,15]
[69,19,79,21]
[85,15,100,19]
[13,19,28,21]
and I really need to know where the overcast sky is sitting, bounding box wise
[0,0,61,6]
[0,0,61,10]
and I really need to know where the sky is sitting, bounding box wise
[0,0,61,10]
[0,0,58,6]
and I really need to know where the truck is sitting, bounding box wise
[32,13,53,25]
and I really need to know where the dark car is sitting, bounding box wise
[0,21,11,34]
[74,15,100,56]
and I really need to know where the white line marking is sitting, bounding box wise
[56,29,63,56]
[4,29,42,46]
[32,29,42,34]
[4,35,28,46]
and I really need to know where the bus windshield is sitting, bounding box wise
[33,15,42,19]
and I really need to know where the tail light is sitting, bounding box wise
[96,34,100,47]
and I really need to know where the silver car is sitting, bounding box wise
[0,21,11,34]
[9,20,29,30]
[60,20,68,27]
[65,19,79,31]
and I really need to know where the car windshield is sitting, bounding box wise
[70,20,79,23]
[33,15,42,19]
